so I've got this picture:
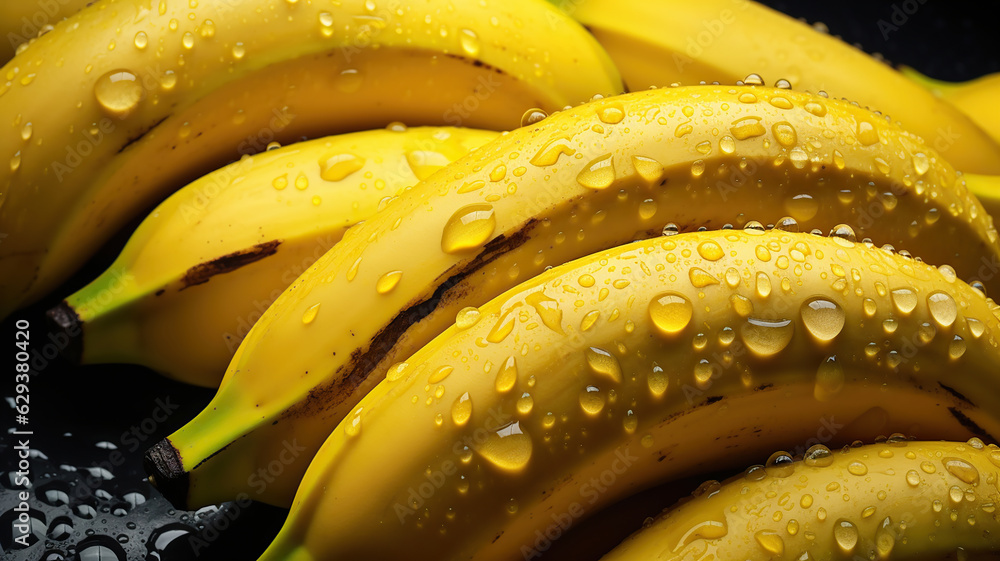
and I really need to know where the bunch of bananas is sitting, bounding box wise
[3,0,1000,559]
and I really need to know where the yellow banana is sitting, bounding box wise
[901,66,1000,149]
[966,174,1000,224]
[146,85,1000,510]
[46,126,498,387]
[555,0,1000,174]
[0,0,92,62]
[0,0,622,317]
[257,230,1000,561]
[602,439,1000,560]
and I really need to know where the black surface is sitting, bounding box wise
[1,1,998,560]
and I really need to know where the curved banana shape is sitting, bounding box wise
[146,85,1000,509]
[557,0,1000,174]
[602,439,1000,560]
[966,174,1000,223]
[0,0,92,62]
[46,126,498,387]
[901,66,1000,148]
[257,230,1000,561]
[0,0,622,317]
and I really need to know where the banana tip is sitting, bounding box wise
[144,438,190,509]
[44,301,82,364]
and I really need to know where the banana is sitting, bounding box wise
[46,126,498,387]
[0,0,622,317]
[145,85,1000,509]
[602,439,1000,560]
[0,0,92,63]
[554,0,1000,174]
[901,66,1000,149]
[256,230,1000,561]
[966,174,1000,224]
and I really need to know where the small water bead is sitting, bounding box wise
[441,204,496,253]
[585,347,623,383]
[949,335,967,359]
[648,293,693,336]
[232,42,246,59]
[890,288,917,314]
[800,298,845,341]
[942,457,980,484]
[765,451,795,477]
[375,270,403,294]
[301,303,321,325]
[743,73,765,86]
[579,386,606,415]
[516,393,534,415]
[94,70,144,118]
[662,223,680,236]
[829,224,857,243]
[755,272,771,297]
[744,221,766,234]
[803,444,834,467]
[319,153,365,181]
[648,364,668,397]
[906,469,921,487]
[693,360,713,388]
[814,356,844,402]
[719,135,736,154]
[856,120,880,146]
[927,291,958,327]
[754,530,784,555]
[577,154,615,189]
[477,421,533,472]
[847,461,868,476]
[455,307,481,329]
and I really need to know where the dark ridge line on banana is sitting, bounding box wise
[116,115,169,154]
[178,219,540,480]
[937,382,975,406]
[948,407,995,442]
[179,240,282,290]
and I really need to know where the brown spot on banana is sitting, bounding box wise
[180,240,281,289]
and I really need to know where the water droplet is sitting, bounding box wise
[294,172,309,190]
[577,154,615,189]
[477,421,532,471]
[94,70,143,118]
[743,73,764,86]
[456,307,481,329]
[632,156,664,183]
[458,28,480,56]
[814,356,844,402]
[134,31,148,49]
[730,116,766,139]
[649,293,693,336]
[689,267,718,288]
[386,362,408,382]
[856,120,880,145]
[488,308,516,343]
[804,101,827,116]
[912,152,930,176]
[890,288,917,314]
[441,203,496,253]
[804,444,834,467]
[741,317,794,356]
[452,392,472,426]
[516,392,533,415]
[719,135,736,154]
[301,303,321,325]
[429,365,453,384]
[495,356,518,393]
[756,272,772,297]
[319,153,365,181]
[376,270,402,294]
[597,105,625,124]
[875,517,895,558]
[181,31,194,49]
[648,364,668,397]
[697,241,725,261]
[942,457,980,484]
[520,108,548,127]
[848,461,868,475]
[755,530,784,555]
[833,519,859,553]
[690,159,705,177]
[406,150,452,180]
[344,409,362,437]
[801,297,845,341]
[830,224,857,243]
[272,174,288,190]
[232,42,246,59]
[579,386,606,415]
[586,347,622,383]
[730,293,754,317]
[766,451,796,477]
[927,291,957,327]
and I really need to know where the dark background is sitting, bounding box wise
[2,1,998,560]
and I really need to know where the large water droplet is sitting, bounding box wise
[942,457,980,484]
[833,519,859,553]
[477,422,532,472]
[890,287,917,314]
[376,270,403,294]
[801,297,845,341]
[579,386,606,415]
[495,356,518,393]
[754,530,784,555]
[856,120,880,146]
[730,116,766,139]
[459,28,480,56]
[804,444,834,467]
[648,293,693,336]
[586,347,622,383]
[927,291,957,327]
[94,70,144,118]
[814,356,844,402]
[697,241,725,261]
[441,203,496,253]
[452,392,472,426]
[319,153,365,181]
[577,154,615,189]
[740,317,794,356]
[301,303,321,325]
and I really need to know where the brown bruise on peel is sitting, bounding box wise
[116,115,169,155]
[179,240,281,289]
